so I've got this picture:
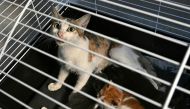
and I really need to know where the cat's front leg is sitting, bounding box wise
[48,67,69,91]
[73,73,91,93]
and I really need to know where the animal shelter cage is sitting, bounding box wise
[0,0,190,109]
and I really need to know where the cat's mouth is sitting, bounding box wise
[56,34,65,45]
[56,39,64,45]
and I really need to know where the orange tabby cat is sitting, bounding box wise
[98,84,144,109]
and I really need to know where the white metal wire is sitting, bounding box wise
[0,0,22,26]
[0,2,46,54]
[2,0,186,69]
[0,3,73,109]
[6,16,172,86]
[0,0,70,85]
[120,0,190,21]
[0,89,33,109]
[0,20,189,108]
[98,0,190,41]
[176,86,190,95]
[95,0,98,14]
[2,0,190,92]
[2,30,188,108]
[0,0,29,30]
[108,0,190,36]
[0,0,5,5]
[0,1,23,44]
[0,70,71,109]
[99,0,190,28]
[141,0,190,38]
[0,0,67,65]
[81,0,157,28]
[1,0,190,90]
[158,3,190,16]
[2,52,116,109]
[140,0,190,8]
[0,0,44,52]
[79,0,190,41]
[0,0,32,60]
[154,1,161,33]
[0,1,118,109]
[24,1,190,70]
[154,0,190,11]
[0,12,168,106]
[163,45,190,109]
[50,0,188,46]
[31,1,42,29]
[0,0,64,66]
[3,0,187,51]
[0,27,164,108]
[0,0,68,93]
[0,0,17,16]
[0,0,69,83]
[0,0,190,109]
[3,26,190,108]
[0,0,49,79]
[2,49,162,108]
[0,0,67,70]
[0,4,173,88]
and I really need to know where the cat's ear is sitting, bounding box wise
[107,81,114,89]
[106,84,112,90]
[52,6,62,19]
[76,14,91,28]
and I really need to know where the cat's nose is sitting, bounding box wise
[57,32,64,38]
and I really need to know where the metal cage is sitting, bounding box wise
[0,0,190,109]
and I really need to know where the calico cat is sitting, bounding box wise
[97,84,144,109]
[48,7,111,92]
[48,7,160,92]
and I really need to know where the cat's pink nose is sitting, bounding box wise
[57,32,64,39]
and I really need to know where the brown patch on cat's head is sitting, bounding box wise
[99,84,124,106]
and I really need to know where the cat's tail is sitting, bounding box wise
[109,45,164,91]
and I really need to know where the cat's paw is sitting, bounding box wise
[48,83,62,91]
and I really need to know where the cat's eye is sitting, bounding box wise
[66,26,76,32]
[54,23,61,29]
